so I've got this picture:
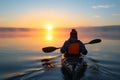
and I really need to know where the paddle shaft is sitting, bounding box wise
[42,39,101,53]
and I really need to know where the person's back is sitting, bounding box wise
[60,29,88,58]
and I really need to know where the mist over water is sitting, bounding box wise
[0,26,120,80]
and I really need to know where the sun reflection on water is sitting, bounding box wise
[46,35,53,40]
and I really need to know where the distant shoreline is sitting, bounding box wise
[0,25,120,32]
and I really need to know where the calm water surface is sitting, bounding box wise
[0,28,120,80]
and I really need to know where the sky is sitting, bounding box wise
[0,0,120,28]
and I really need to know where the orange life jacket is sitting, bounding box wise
[67,41,80,55]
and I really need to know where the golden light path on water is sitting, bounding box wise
[5,26,91,53]
[46,35,53,40]
[46,25,53,41]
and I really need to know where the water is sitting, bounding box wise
[0,27,120,80]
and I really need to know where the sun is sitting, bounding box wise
[46,25,53,31]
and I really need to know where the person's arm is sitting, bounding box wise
[60,41,69,53]
[80,42,88,55]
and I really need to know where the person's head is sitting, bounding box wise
[70,29,78,39]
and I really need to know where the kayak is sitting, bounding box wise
[61,54,87,80]
[41,54,87,80]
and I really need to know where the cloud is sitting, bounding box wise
[92,5,112,9]
[112,14,120,16]
[93,15,102,18]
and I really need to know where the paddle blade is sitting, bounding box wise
[88,39,101,44]
[42,47,59,53]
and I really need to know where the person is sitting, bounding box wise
[60,29,88,80]
[60,29,88,59]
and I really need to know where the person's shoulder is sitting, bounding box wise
[64,40,70,44]
[77,40,81,42]
[78,40,84,44]
[65,40,69,42]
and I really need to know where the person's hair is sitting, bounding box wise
[70,29,78,39]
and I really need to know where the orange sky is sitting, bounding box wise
[0,0,120,28]
[0,10,92,28]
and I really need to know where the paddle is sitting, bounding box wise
[42,39,101,53]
